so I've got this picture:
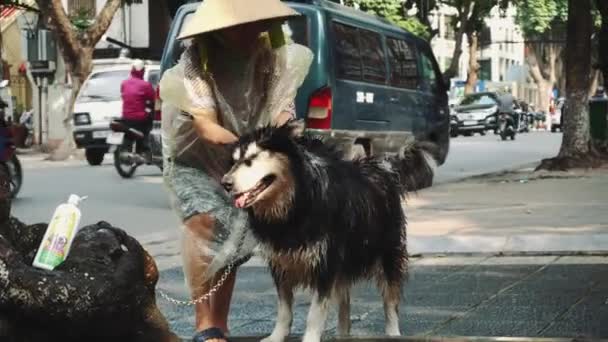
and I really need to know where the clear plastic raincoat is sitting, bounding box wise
[160,34,313,279]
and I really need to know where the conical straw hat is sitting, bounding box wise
[178,0,300,40]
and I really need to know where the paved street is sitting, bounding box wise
[435,132,562,183]
[159,255,608,339]
[12,132,562,240]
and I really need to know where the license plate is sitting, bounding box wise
[464,120,478,126]
[93,130,111,139]
[106,132,125,145]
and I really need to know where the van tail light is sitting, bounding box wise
[154,85,162,121]
[306,87,332,129]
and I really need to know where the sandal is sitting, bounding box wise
[192,327,229,342]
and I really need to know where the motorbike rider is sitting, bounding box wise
[120,59,156,155]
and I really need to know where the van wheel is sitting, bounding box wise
[349,144,366,159]
[353,139,372,157]
[85,148,105,166]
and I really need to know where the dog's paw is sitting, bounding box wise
[301,336,322,342]
[261,334,286,342]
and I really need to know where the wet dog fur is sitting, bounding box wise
[222,120,436,342]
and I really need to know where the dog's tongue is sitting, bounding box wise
[235,193,248,208]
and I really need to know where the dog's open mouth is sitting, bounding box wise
[233,174,276,208]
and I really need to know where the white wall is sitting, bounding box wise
[429,6,469,80]
[97,0,149,49]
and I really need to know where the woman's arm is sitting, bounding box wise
[191,114,238,145]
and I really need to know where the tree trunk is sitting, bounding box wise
[537,0,605,170]
[596,0,608,91]
[561,0,593,156]
[464,31,479,95]
[526,43,558,114]
[443,1,471,83]
[36,0,123,160]
[45,47,93,161]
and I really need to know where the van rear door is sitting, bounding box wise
[330,20,389,131]
[385,36,422,134]
[417,43,449,139]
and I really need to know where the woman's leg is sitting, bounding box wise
[182,213,238,341]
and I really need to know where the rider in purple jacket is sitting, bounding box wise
[120,60,155,153]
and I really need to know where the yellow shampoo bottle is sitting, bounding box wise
[33,195,86,271]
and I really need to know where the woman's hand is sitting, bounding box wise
[273,111,295,127]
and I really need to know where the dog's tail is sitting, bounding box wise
[388,141,438,192]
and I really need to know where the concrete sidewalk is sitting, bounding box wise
[16,148,87,170]
[144,167,608,272]
[407,167,608,255]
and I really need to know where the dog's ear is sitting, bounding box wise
[223,141,239,161]
[283,119,305,138]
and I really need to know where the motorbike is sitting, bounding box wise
[19,109,34,148]
[497,112,517,141]
[106,101,163,178]
[515,109,530,133]
[0,80,23,197]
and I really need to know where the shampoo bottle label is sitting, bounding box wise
[37,211,77,268]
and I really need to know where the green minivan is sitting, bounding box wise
[159,0,450,164]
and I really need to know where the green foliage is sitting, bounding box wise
[345,0,431,39]
[70,8,94,32]
[400,17,432,39]
[514,0,568,37]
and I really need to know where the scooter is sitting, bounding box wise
[0,80,22,197]
[19,109,34,148]
[106,101,163,178]
[497,111,517,141]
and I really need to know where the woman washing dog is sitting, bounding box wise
[159,0,312,341]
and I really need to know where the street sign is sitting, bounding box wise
[23,29,57,76]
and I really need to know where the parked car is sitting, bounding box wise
[451,92,501,137]
[72,59,160,166]
[551,97,565,133]
[159,0,450,165]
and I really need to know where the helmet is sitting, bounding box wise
[132,59,145,72]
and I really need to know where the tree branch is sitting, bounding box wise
[525,42,548,85]
[549,44,557,83]
[36,0,81,61]
[85,0,122,46]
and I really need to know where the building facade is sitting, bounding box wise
[428,4,538,105]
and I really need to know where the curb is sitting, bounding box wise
[408,232,608,256]
[178,336,608,342]
[434,162,540,186]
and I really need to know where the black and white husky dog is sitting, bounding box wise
[221,120,436,342]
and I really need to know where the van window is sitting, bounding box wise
[284,16,308,46]
[387,38,418,89]
[170,12,195,66]
[420,50,441,93]
[147,70,160,88]
[78,70,130,103]
[359,30,387,84]
[332,22,362,80]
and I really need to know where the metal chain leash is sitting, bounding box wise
[157,229,246,306]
